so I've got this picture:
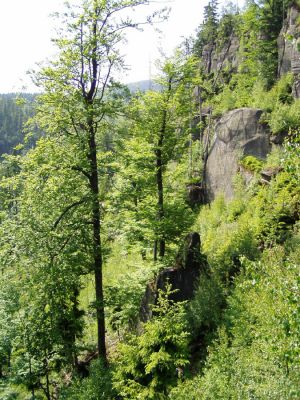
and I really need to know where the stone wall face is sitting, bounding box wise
[202,35,240,76]
[205,108,271,201]
[139,233,207,323]
[278,5,300,97]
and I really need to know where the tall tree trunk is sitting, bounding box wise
[154,77,173,260]
[88,128,107,361]
[83,11,107,362]
[153,240,158,262]
[156,114,166,259]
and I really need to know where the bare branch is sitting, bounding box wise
[53,199,87,230]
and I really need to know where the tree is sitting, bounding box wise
[112,54,197,261]
[113,285,190,399]
[0,140,88,398]
[193,0,219,59]
[25,0,166,363]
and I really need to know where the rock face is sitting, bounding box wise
[202,35,240,76]
[278,4,300,97]
[187,183,206,207]
[205,108,271,201]
[140,233,207,322]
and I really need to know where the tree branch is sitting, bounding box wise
[53,199,86,230]
[71,166,92,181]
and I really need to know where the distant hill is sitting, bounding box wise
[126,80,161,93]
[0,83,159,157]
[0,93,37,156]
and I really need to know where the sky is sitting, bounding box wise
[0,0,244,93]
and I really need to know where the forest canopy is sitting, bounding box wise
[0,0,299,399]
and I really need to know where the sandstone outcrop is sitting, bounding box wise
[202,35,240,76]
[205,108,271,201]
[140,233,207,322]
[278,4,300,97]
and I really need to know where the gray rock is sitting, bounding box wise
[202,35,240,76]
[205,108,271,201]
[211,35,240,74]
[260,166,283,185]
[187,183,206,206]
[140,233,207,322]
[278,5,300,97]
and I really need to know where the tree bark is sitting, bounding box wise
[83,12,107,362]
[156,140,165,258]
[87,126,107,361]
[154,77,173,260]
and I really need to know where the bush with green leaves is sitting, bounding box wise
[194,194,260,282]
[105,269,152,335]
[60,359,115,400]
[239,155,264,173]
[170,242,300,400]
[269,100,300,134]
[212,72,294,117]
[112,285,190,399]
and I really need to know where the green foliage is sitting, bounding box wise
[170,241,300,400]
[239,155,264,172]
[110,54,197,257]
[0,0,300,398]
[242,148,299,251]
[194,194,259,282]
[188,274,224,336]
[238,0,290,87]
[113,285,190,399]
[60,359,115,400]
[269,100,300,134]
[105,269,151,334]
[193,0,219,55]
[212,72,294,116]
[0,94,37,156]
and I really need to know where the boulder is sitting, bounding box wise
[187,183,206,206]
[260,166,283,185]
[205,108,271,201]
[139,233,207,322]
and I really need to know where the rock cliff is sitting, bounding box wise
[205,108,271,201]
[202,35,240,76]
[278,4,300,97]
[140,233,208,322]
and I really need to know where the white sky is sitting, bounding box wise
[0,0,244,93]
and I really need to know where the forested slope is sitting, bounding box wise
[0,0,299,399]
[0,93,36,156]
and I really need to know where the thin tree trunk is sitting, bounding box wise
[153,239,158,262]
[156,115,166,259]
[29,358,35,399]
[45,365,51,400]
[154,77,173,260]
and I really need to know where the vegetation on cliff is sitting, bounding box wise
[0,0,299,399]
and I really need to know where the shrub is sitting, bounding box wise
[60,359,115,400]
[239,155,263,173]
[269,100,300,134]
[112,285,190,399]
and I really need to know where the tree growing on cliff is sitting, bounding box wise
[193,0,219,58]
